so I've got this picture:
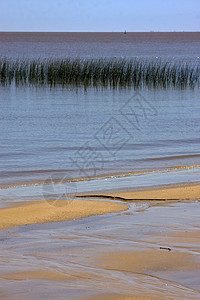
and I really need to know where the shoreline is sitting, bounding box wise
[0,182,199,230]
[1,164,199,190]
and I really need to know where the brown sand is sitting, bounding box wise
[0,270,72,282]
[84,294,157,300]
[1,199,200,299]
[98,249,200,273]
[1,183,199,230]
[79,183,200,200]
[0,200,127,230]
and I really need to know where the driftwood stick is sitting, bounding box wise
[160,247,171,251]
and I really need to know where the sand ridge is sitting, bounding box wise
[0,199,127,230]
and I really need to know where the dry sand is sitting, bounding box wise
[0,199,127,230]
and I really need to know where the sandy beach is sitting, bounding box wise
[0,182,200,299]
[0,195,200,299]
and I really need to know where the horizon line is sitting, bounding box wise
[0,30,200,33]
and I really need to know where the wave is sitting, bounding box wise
[142,154,200,161]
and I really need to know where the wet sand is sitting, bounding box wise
[98,249,200,276]
[1,200,200,299]
[0,184,200,299]
[85,294,157,300]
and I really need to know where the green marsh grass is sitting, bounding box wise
[0,57,199,88]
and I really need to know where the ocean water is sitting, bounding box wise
[0,32,200,194]
[0,32,200,60]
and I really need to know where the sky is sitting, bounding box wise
[0,0,199,32]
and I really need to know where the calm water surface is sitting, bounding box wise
[0,86,199,190]
[0,32,200,59]
[0,32,200,192]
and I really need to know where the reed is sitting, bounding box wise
[0,57,199,88]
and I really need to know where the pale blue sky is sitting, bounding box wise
[0,0,199,32]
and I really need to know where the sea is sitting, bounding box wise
[0,32,199,201]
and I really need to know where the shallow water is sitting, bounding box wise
[0,86,199,191]
[0,167,199,207]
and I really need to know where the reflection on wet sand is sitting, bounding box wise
[0,199,200,299]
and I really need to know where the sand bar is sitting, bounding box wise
[0,199,127,230]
